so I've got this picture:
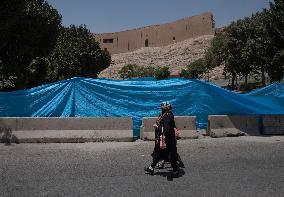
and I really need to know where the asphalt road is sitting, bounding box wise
[1,136,284,197]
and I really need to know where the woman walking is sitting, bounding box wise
[144,102,180,177]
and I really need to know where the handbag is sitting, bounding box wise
[159,127,166,149]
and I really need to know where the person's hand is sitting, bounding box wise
[153,124,158,128]
[174,128,180,139]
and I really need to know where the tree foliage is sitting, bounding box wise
[180,58,207,79]
[118,64,170,80]
[0,0,62,90]
[204,0,284,89]
[118,64,140,79]
[265,0,284,82]
[0,1,112,91]
[154,66,170,80]
[50,25,111,80]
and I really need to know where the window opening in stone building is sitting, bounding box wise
[173,36,176,41]
[128,42,130,51]
[103,39,113,43]
[145,39,149,47]
[117,37,118,46]
[104,48,107,51]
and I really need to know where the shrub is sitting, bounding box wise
[119,65,170,80]
[180,58,207,79]
[180,69,191,79]
[154,66,170,80]
[118,64,140,79]
[140,66,156,77]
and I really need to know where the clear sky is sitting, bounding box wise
[47,0,270,33]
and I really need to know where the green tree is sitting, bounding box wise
[204,34,227,70]
[119,64,170,80]
[204,33,228,81]
[139,66,156,77]
[202,0,284,87]
[118,64,140,79]
[265,0,284,82]
[180,58,207,79]
[250,11,271,85]
[50,25,111,80]
[154,66,170,80]
[225,18,256,89]
[0,0,62,90]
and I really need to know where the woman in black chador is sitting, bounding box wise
[144,102,179,177]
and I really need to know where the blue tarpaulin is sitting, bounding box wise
[1,77,284,136]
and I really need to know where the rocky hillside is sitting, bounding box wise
[98,35,216,79]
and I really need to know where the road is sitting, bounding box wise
[1,136,284,197]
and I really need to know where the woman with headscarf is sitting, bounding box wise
[144,102,179,177]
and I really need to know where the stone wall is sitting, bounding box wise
[94,12,215,54]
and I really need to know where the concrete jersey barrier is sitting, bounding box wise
[208,115,261,137]
[262,115,284,135]
[140,116,198,140]
[0,117,133,143]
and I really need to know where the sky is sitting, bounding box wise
[47,0,270,33]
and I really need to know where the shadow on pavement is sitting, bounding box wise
[155,169,185,181]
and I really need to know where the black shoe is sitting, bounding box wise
[144,166,154,175]
[169,170,179,178]
[156,161,165,169]
[179,162,185,168]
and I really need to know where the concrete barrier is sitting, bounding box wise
[140,116,198,140]
[262,115,284,135]
[208,115,261,137]
[0,117,133,143]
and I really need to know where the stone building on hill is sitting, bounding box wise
[94,12,215,54]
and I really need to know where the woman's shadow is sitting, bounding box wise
[154,165,185,181]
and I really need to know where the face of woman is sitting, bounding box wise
[161,109,167,114]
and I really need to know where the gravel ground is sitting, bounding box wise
[0,136,284,197]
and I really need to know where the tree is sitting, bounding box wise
[139,66,156,77]
[202,0,284,87]
[154,66,170,80]
[118,64,140,79]
[204,34,227,70]
[0,0,62,90]
[50,25,111,80]
[265,0,284,82]
[204,33,228,81]
[180,58,207,79]
[225,18,256,89]
[250,11,271,85]
[118,64,170,80]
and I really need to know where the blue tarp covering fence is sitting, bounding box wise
[1,77,284,136]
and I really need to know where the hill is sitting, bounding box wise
[98,35,216,79]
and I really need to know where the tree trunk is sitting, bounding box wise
[261,66,265,86]
[245,75,248,90]
[231,73,235,89]
[207,71,210,82]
